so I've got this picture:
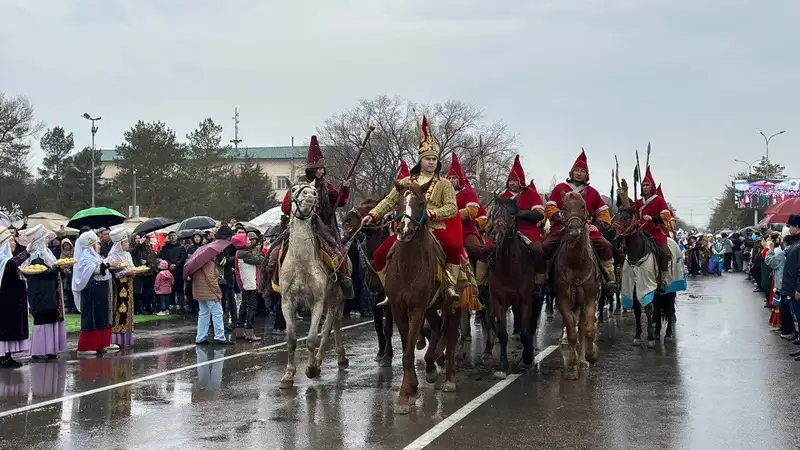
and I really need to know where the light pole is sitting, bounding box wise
[759,130,785,179]
[82,113,102,207]
[734,158,760,177]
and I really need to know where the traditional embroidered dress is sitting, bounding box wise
[73,231,112,353]
[542,149,617,288]
[634,168,675,287]
[105,227,136,347]
[0,226,30,366]
[368,115,463,303]
[22,225,67,358]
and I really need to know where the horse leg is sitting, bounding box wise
[460,307,471,342]
[416,320,429,350]
[443,307,461,392]
[632,299,642,346]
[584,290,599,364]
[558,295,579,380]
[305,299,325,379]
[665,294,675,342]
[481,295,494,359]
[519,297,534,369]
[653,294,663,337]
[279,296,298,389]
[392,303,414,415]
[511,304,521,339]
[597,293,605,324]
[374,295,386,362]
[645,303,656,349]
[380,303,394,367]
[546,294,555,319]
[331,299,349,370]
[424,309,443,384]
[493,301,510,379]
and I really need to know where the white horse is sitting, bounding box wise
[279,181,349,389]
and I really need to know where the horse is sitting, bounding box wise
[386,179,462,414]
[597,235,625,323]
[552,191,602,380]
[483,195,542,378]
[278,181,350,389]
[341,199,394,367]
[611,193,685,348]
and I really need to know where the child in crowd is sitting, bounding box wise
[154,260,174,316]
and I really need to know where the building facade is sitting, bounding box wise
[98,146,307,199]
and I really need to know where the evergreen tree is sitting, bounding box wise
[181,118,234,217]
[37,126,75,210]
[224,152,278,221]
[61,147,108,214]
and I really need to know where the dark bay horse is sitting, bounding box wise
[386,180,461,414]
[341,199,394,367]
[552,191,601,380]
[483,196,542,378]
[610,195,659,348]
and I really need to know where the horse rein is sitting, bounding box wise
[291,184,319,221]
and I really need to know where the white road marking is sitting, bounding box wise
[0,320,373,419]
[402,344,560,450]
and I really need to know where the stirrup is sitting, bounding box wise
[376,298,389,307]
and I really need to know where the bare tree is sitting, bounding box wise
[0,92,44,209]
[316,95,518,204]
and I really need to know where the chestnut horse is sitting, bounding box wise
[341,199,394,367]
[483,195,542,378]
[386,180,461,414]
[552,191,601,380]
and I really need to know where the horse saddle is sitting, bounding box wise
[271,237,349,294]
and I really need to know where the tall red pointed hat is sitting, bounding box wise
[570,148,589,181]
[642,167,656,188]
[306,136,325,169]
[447,153,467,188]
[656,183,664,198]
[396,160,410,180]
[507,155,526,187]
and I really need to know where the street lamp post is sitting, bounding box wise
[734,158,760,177]
[759,130,785,179]
[82,113,102,207]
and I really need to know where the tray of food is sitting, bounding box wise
[127,265,150,276]
[56,257,77,267]
[21,264,49,275]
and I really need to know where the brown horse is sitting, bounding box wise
[386,180,461,414]
[552,191,601,380]
[483,195,542,378]
[341,199,394,367]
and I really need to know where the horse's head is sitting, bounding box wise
[491,195,519,244]
[561,191,589,240]
[289,181,318,220]
[341,199,379,239]
[394,179,431,242]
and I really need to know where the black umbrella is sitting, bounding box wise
[177,228,202,240]
[177,216,216,231]
[133,217,177,236]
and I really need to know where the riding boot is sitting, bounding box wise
[444,263,462,306]
[601,260,618,293]
[337,275,355,299]
[534,272,550,296]
[658,270,669,291]
[475,260,489,285]
[375,270,389,307]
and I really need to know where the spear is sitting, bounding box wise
[333,124,376,210]
[610,169,615,200]
[645,141,651,170]
[614,155,621,189]
[634,150,641,218]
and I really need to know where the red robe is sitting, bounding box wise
[281,180,349,216]
[499,186,545,242]
[634,194,671,244]
[546,181,609,240]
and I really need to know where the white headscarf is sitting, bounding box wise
[105,227,134,268]
[21,224,58,269]
[0,227,16,291]
[72,230,108,312]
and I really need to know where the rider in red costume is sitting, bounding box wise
[636,168,675,289]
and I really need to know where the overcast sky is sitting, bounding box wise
[2,0,799,226]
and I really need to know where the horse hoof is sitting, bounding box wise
[664,335,673,342]
[374,352,384,362]
[442,381,456,392]
[436,356,446,367]
[394,403,411,415]
[632,338,641,346]
[378,358,392,368]
[416,339,426,350]
[279,378,294,389]
[493,371,507,380]
[646,340,655,349]
[305,366,321,379]
[579,360,590,370]
[425,369,438,384]
[338,358,349,370]
[564,371,579,380]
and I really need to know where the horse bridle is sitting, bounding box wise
[291,184,318,220]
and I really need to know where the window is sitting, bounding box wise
[276,175,291,190]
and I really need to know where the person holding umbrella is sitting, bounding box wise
[72,230,114,356]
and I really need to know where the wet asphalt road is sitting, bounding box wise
[1,273,799,449]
